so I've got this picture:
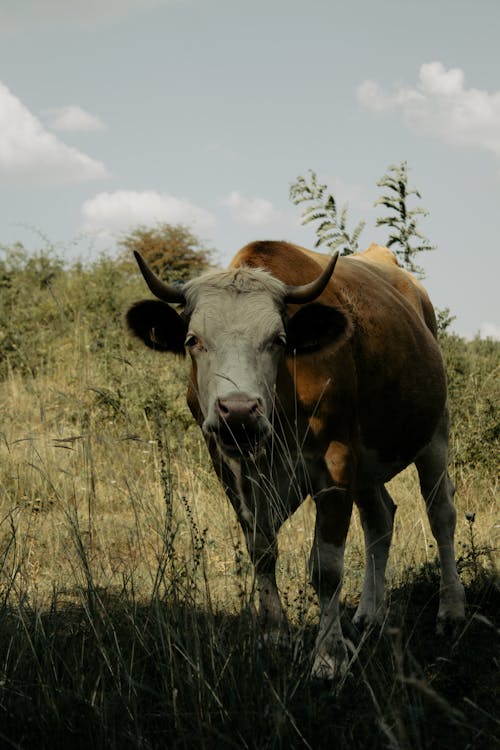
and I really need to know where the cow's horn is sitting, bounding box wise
[284,251,339,304]
[133,251,186,304]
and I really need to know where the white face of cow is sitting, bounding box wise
[127,249,342,459]
[183,268,287,455]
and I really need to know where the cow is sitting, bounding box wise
[126,240,465,679]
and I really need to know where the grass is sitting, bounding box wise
[0,247,498,748]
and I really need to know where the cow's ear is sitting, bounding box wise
[286,303,352,355]
[126,300,187,355]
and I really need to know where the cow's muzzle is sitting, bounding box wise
[207,395,269,456]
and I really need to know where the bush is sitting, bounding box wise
[117,223,213,281]
[0,243,66,377]
[440,332,499,473]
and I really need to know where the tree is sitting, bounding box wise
[118,223,213,282]
[289,171,365,255]
[374,161,435,277]
[290,162,435,277]
[436,306,456,336]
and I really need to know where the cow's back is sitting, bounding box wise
[231,240,437,337]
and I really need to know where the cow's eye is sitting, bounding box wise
[185,333,198,348]
[273,333,287,348]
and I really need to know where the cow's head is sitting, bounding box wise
[127,250,349,457]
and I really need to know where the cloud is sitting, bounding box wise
[81,190,216,237]
[0,0,180,31]
[222,191,280,226]
[0,81,109,183]
[479,322,500,341]
[42,105,106,132]
[357,62,500,157]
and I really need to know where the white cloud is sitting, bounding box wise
[81,190,216,237]
[42,105,106,132]
[479,322,500,341]
[222,191,280,226]
[357,62,500,157]
[0,81,109,183]
[0,0,180,30]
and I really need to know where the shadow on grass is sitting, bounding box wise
[0,565,498,750]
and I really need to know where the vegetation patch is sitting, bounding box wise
[0,238,498,749]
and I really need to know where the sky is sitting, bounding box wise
[0,0,499,339]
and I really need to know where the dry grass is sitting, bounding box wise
[0,326,496,619]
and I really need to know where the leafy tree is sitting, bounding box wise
[290,162,435,277]
[436,306,456,336]
[374,161,435,277]
[289,170,365,255]
[118,223,213,282]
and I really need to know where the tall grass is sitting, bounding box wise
[0,246,498,748]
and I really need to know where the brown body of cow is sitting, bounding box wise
[127,240,465,679]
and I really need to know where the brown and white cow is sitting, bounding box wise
[126,240,465,679]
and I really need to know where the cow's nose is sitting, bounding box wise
[215,396,261,429]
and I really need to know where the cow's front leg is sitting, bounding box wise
[211,448,288,641]
[242,523,285,642]
[309,486,353,680]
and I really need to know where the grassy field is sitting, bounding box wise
[0,247,498,749]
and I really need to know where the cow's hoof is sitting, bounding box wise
[311,642,348,682]
[352,613,376,633]
[259,627,288,649]
[436,615,465,640]
[353,606,385,633]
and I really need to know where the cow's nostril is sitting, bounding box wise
[249,401,259,415]
[216,398,231,417]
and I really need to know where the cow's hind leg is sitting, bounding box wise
[354,484,396,630]
[415,410,465,633]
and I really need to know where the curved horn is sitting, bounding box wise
[133,251,186,304]
[284,251,339,304]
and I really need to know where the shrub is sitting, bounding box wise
[117,223,213,281]
[441,332,499,473]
